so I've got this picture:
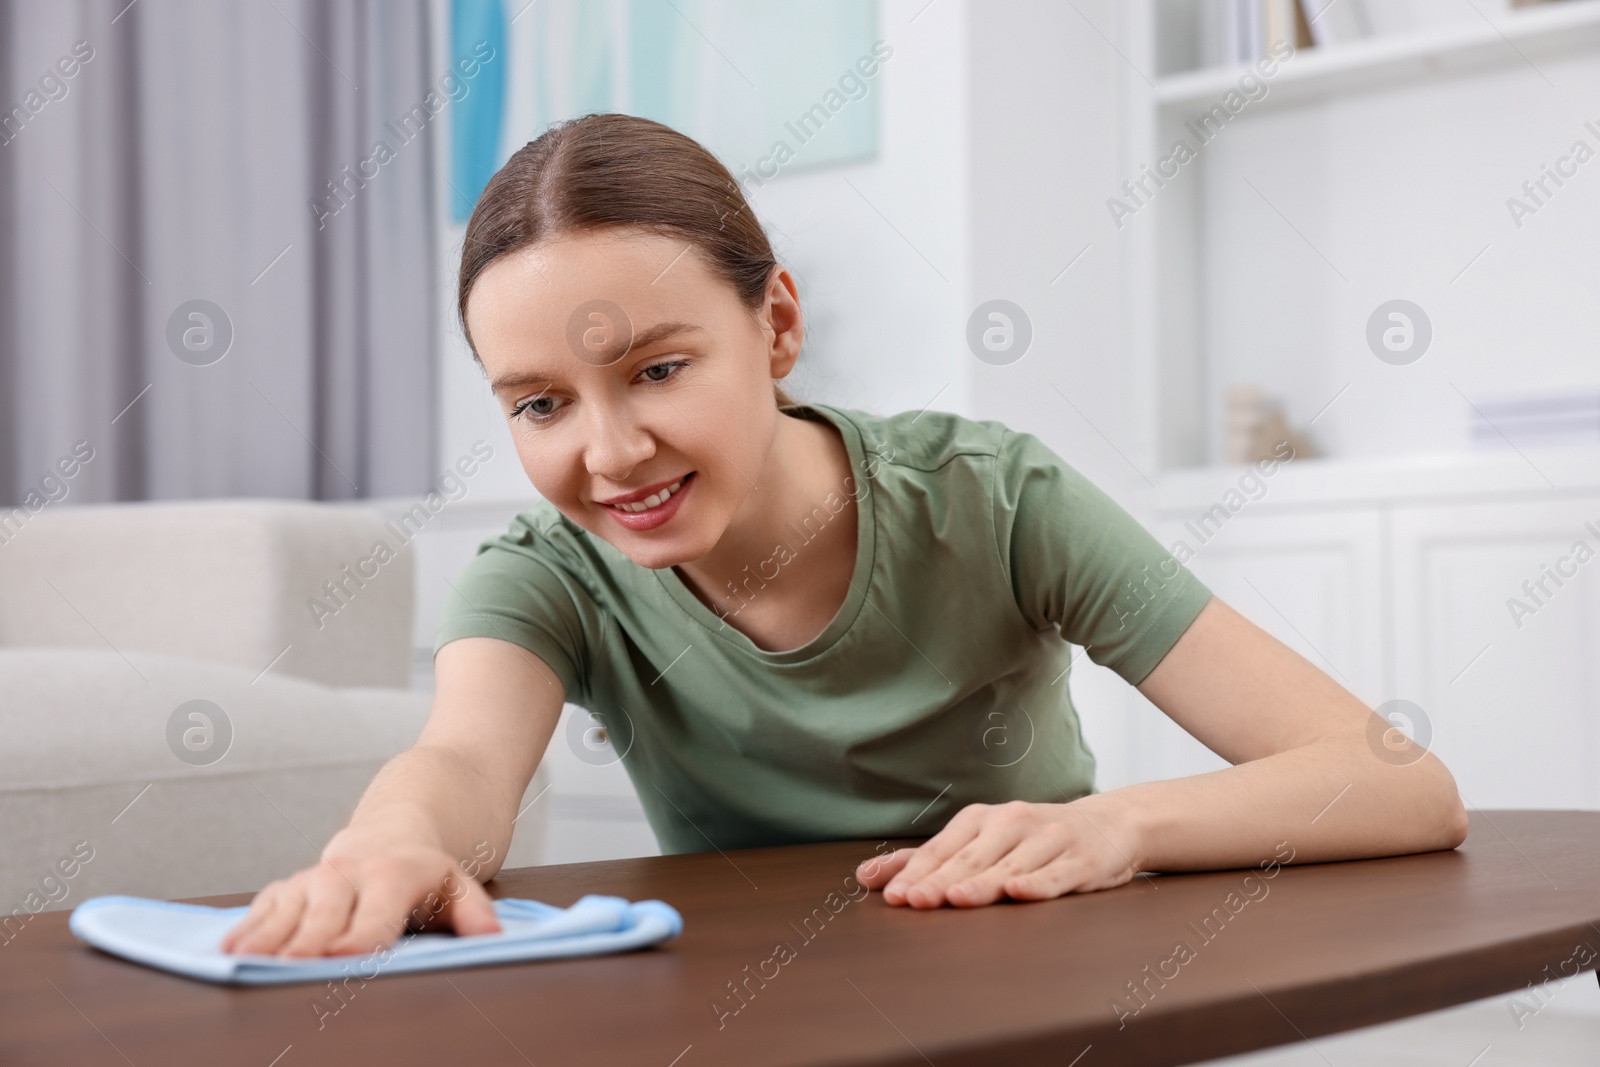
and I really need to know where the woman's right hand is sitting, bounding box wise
[216,827,503,958]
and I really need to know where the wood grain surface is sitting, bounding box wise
[2,810,1597,1066]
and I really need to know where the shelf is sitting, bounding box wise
[1154,0,1600,113]
[1143,444,1600,514]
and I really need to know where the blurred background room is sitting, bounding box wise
[2,1,1598,1061]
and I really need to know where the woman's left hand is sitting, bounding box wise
[853,797,1145,908]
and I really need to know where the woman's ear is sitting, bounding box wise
[760,265,804,380]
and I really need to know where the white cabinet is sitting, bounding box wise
[1131,450,1600,811]
[1390,495,1600,810]
[1133,506,1385,783]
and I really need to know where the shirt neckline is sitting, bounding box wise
[652,402,879,665]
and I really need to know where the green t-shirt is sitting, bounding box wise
[432,402,1212,855]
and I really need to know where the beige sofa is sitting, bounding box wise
[0,499,550,920]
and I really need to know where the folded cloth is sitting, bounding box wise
[68,893,683,985]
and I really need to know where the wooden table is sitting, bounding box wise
[3,810,1598,1066]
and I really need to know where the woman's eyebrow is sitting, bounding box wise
[490,320,703,392]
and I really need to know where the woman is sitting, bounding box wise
[221,113,1466,959]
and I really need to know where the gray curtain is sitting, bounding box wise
[0,0,437,504]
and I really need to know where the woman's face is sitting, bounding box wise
[465,227,800,569]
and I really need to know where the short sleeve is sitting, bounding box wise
[431,510,601,703]
[993,427,1213,686]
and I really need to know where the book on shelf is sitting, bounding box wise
[1468,387,1600,451]
[1301,0,1575,44]
[1198,0,1326,65]
[1192,0,1569,68]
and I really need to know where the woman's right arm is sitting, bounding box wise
[217,636,567,958]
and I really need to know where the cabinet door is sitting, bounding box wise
[1391,496,1600,810]
[1137,507,1386,784]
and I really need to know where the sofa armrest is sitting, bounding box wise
[0,648,555,906]
[0,499,413,687]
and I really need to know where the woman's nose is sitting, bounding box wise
[583,404,656,479]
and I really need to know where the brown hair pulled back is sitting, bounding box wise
[457,112,796,408]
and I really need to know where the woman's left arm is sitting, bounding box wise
[855,595,1471,908]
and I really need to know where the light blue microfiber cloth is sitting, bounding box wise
[68,893,683,985]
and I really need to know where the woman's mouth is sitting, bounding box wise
[601,471,695,531]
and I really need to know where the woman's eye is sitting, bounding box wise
[641,360,687,383]
[513,394,561,422]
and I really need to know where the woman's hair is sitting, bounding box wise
[457,112,797,408]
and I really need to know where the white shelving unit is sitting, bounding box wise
[1120,0,1600,478]
[1097,9,1600,907]
[1155,0,1600,110]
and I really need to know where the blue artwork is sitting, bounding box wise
[449,0,508,223]
[449,0,883,223]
